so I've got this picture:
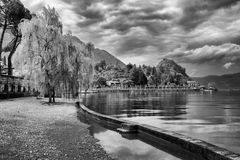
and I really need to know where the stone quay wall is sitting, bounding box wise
[76,102,240,160]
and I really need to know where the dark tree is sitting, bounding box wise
[86,42,94,57]
[126,63,133,71]
[138,70,148,85]
[0,0,31,75]
[96,77,107,87]
[94,60,106,72]
[130,67,148,86]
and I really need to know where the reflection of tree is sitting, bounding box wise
[85,91,188,118]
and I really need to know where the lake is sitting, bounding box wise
[83,91,240,158]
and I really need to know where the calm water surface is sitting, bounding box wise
[84,91,240,155]
[86,123,201,160]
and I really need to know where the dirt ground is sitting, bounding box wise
[0,97,113,160]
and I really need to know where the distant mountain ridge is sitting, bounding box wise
[193,72,240,89]
[70,36,125,68]
[93,48,125,68]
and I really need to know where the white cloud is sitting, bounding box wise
[166,43,240,64]
[224,62,234,69]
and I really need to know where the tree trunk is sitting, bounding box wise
[8,36,20,76]
[53,87,55,103]
[69,82,71,99]
[7,57,13,76]
[64,80,67,99]
[0,19,7,54]
[0,19,8,75]
[48,86,52,103]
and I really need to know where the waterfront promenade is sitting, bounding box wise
[91,86,195,93]
[0,97,112,160]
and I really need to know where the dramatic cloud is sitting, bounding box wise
[21,0,240,76]
[177,0,239,30]
[165,43,240,64]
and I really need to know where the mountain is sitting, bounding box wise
[93,49,125,68]
[70,36,125,68]
[193,72,240,89]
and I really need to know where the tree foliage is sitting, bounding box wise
[19,7,63,102]
[94,60,106,72]
[129,67,148,85]
[19,6,94,102]
[96,77,107,87]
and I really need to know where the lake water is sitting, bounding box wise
[83,91,240,157]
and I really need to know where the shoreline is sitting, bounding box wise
[82,88,240,94]
[0,97,113,160]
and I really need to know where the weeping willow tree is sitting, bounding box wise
[82,42,94,93]
[62,33,94,98]
[18,6,94,102]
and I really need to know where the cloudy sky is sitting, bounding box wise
[21,0,240,77]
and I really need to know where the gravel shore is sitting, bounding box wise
[0,97,113,160]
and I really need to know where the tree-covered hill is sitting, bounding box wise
[94,58,190,87]
[155,59,190,85]
[157,59,188,77]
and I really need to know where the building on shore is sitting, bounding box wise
[187,81,200,88]
[0,74,32,98]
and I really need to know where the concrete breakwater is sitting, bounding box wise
[76,102,240,160]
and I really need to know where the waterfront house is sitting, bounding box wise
[122,79,134,88]
[187,81,200,87]
[199,85,206,90]
[106,79,121,87]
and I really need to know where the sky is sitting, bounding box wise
[21,0,240,77]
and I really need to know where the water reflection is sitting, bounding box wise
[78,116,203,160]
[84,91,240,154]
[88,123,180,160]
[84,91,188,118]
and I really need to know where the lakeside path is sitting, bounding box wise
[0,97,113,160]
